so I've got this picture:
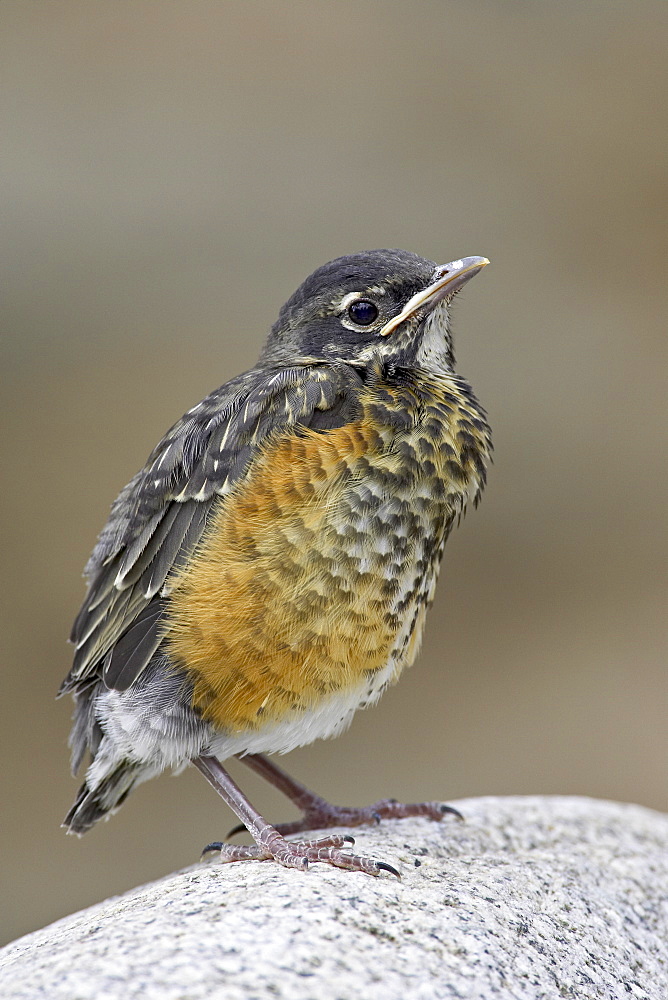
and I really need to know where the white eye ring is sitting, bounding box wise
[338,292,380,331]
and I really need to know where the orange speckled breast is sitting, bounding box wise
[165,375,489,735]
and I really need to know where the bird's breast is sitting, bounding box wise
[165,372,490,737]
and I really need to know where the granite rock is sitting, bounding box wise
[1,796,666,1000]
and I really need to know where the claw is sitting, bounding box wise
[226,822,247,839]
[376,861,401,879]
[440,804,464,822]
[201,841,224,858]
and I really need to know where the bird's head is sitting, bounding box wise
[260,248,488,371]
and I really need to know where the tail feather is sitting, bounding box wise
[64,762,138,835]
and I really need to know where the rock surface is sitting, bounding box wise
[1,796,667,1000]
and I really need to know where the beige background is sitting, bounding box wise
[1,1,666,947]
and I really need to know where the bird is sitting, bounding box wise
[60,248,492,877]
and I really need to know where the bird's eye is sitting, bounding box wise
[347,299,379,326]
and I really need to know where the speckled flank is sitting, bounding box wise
[166,368,490,739]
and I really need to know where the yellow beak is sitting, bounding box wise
[380,256,489,337]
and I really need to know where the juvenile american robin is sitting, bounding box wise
[61,249,492,876]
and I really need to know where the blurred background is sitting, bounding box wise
[1,1,666,947]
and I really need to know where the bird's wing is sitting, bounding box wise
[62,361,364,696]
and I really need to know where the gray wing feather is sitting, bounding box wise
[102,600,165,691]
[115,501,191,592]
[113,508,173,588]
[61,361,363,697]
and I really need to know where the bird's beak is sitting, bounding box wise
[379,256,489,337]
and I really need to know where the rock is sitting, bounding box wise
[1,796,667,999]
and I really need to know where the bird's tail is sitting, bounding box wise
[63,760,139,835]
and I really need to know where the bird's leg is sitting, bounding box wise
[232,752,462,837]
[193,755,398,877]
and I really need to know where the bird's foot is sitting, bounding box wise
[245,797,463,838]
[201,831,399,877]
